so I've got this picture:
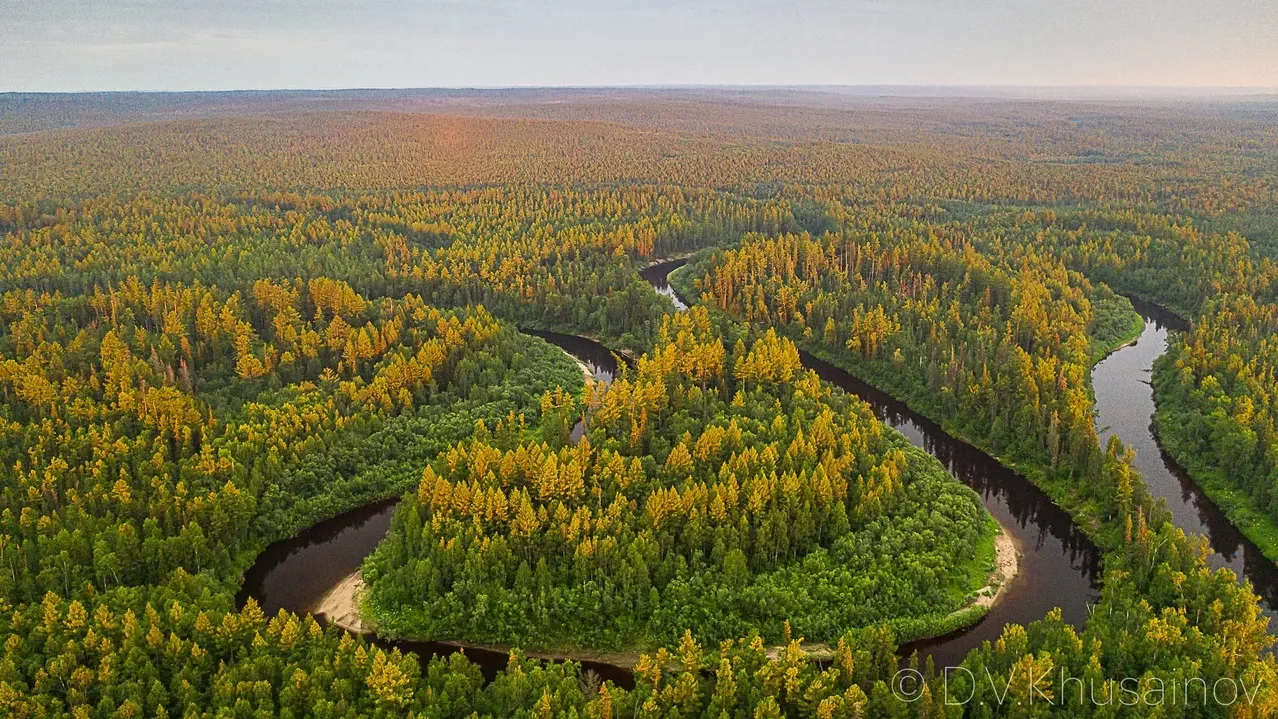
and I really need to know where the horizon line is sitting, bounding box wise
[4,83,1278,97]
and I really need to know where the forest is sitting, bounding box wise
[363,309,993,650]
[0,90,1276,716]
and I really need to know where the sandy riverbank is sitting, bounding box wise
[573,356,595,386]
[975,523,1020,610]
[316,570,369,634]
[312,522,1019,666]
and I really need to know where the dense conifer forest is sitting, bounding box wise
[1,89,1277,716]
[363,310,992,650]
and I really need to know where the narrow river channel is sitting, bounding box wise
[1092,299,1278,627]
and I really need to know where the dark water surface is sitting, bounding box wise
[521,328,621,442]
[1091,300,1278,627]
[640,257,689,310]
[642,258,1102,668]
[236,498,398,618]
[521,328,620,384]
[802,352,1102,668]
[236,490,634,685]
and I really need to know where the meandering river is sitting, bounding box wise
[236,259,1271,684]
[640,258,689,311]
[1092,299,1278,627]
[235,331,628,684]
[800,351,1101,668]
[637,259,1101,668]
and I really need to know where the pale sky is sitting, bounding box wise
[2,0,1276,92]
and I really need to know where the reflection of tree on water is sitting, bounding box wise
[237,459,635,687]
[640,257,691,311]
[521,328,621,384]
[238,327,641,685]
[641,256,1102,667]
[1093,301,1278,631]
[522,329,625,444]
[797,350,1102,668]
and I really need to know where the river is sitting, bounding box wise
[646,259,1101,668]
[798,351,1102,668]
[240,260,1269,684]
[234,329,628,685]
[237,498,398,621]
[1091,298,1278,627]
[521,328,621,384]
[640,257,689,311]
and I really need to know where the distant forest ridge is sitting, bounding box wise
[2,85,1277,138]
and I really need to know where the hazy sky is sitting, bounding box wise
[2,0,1276,91]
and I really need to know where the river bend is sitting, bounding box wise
[238,259,1272,682]
[1092,299,1278,627]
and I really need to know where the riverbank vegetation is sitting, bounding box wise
[2,93,1278,715]
[672,204,1278,710]
[0,277,583,598]
[1154,294,1278,559]
[984,205,1278,563]
[363,309,995,651]
[683,222,1131,489]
